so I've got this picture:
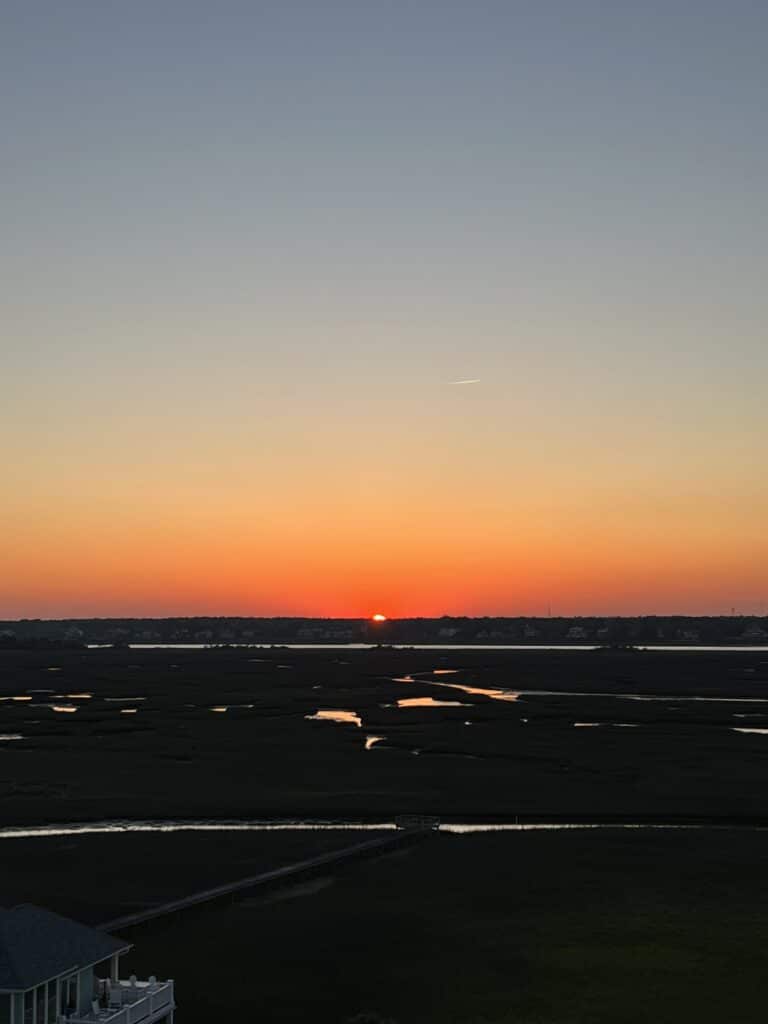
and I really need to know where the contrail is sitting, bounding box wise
[450,378,481,385]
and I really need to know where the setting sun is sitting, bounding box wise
[371,613,388,622]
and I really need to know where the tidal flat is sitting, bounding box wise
[3,647,768,1021]
[121,829,768,1023]
[2,646,768,823]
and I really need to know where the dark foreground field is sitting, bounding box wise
[112,828,768,1023]
[2,645,768,823]
[3,647,768,1022]
[0,829,372,924]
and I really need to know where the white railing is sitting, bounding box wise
[64,978,174,1024]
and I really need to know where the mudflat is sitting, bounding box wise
[2,646,768,824]
[119,828,768,1023]
[3,647,768,1022]
[7,821,767,1021]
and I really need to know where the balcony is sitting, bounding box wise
[64,978,175,1024]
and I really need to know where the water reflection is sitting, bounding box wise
[0,821,401,840]
[365,735,385,750]
[733,727,768,735]
[305,710,362,727]
[395,675,520,703]
[499,688,768,705]
[396,697,467,708]
[437,683,520,703]
[0,735,23,742]
[120,709,139,715]
[610,693,768,704]
[89,642,768,652]
[0,819,750,841]
[442,823,716,833]
[51,705,78,713]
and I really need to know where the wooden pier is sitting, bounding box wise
[99,825,436,933]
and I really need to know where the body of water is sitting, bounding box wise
[1,819,767,841]
[88,643,768,652]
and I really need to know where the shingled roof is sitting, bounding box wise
[0,905,130,992]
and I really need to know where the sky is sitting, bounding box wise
[2,1,767,618]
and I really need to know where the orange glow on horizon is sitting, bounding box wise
[2,440,767,619]
[4,5,768,625]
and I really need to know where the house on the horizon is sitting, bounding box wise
[742,625,768,642]
[566,626,589,641]
[0,904,175,1024]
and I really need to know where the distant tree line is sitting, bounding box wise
[1,614,767,648]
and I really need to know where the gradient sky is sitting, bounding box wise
[2,1,767,618]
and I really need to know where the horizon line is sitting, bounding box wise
[2,612,766,623]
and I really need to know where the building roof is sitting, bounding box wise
[0,905,130,992]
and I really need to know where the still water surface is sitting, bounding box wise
[1,819,765,841]
[305,710,363,727]
[89,643,768,652]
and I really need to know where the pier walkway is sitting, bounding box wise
[99,825,436,933]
